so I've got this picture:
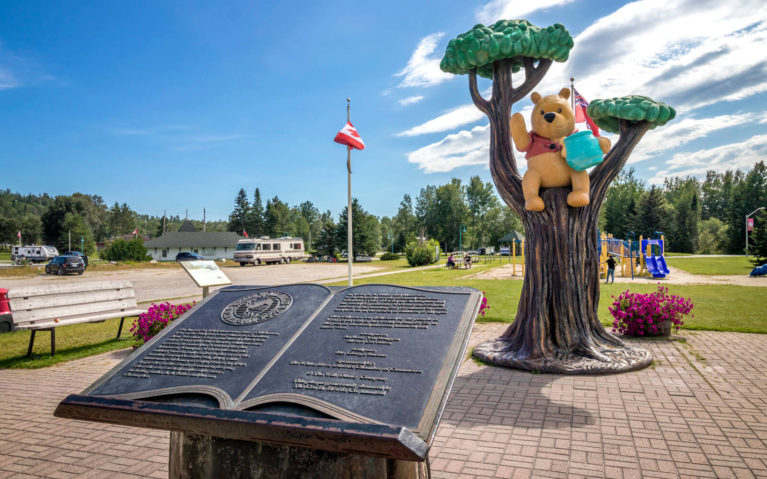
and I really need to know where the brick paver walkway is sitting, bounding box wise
[1,325,766,478]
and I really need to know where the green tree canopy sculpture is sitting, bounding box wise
[588,96,676,133]
[440,20,573,78]
[440,19,676,374]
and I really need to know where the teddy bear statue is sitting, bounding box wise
[510,87,611,211]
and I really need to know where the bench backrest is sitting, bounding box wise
[8,281,139,328]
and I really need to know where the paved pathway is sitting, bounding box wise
[2,325,766,478]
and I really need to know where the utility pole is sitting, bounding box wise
[185,209,188,221]
[68,230,71,251]
[203,208,207,232]
[163,210,166,235]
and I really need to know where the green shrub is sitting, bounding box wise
[405,239,441,267]
[101,238,151,262]
[380,252,399,261]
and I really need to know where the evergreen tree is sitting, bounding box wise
[601,168,644,240]
[249,188,265,237]
[316,221,339,257]
[59,213,96,254]
[264,196,292,237]
[634,186,667,238]
[726,162,767,253]
[227,188,250,234]
[337,198,379,257]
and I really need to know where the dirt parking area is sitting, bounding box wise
[0,263,384,304]
[464,263,767,286]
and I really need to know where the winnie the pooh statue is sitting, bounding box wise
[510,87,611,211]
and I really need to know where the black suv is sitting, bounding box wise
[45,255,86,275]
[64,251,89,268]
[176,252,204,262]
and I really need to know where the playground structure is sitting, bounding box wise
[598,233,670,279]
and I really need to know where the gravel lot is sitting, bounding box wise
[0,262,384,303]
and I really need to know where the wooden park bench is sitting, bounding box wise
[7,280,146,357]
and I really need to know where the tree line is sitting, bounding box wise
[2,160,764,257]
[599,161,767,254]
[0,190,226,254]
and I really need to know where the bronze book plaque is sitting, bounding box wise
[55,283,482,461]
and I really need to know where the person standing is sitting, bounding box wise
[606,254,616,284]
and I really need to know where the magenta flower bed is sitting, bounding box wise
[479,292,489,316]
[610,284,693,336]
[131,302,195,344]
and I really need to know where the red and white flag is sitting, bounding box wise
[243,229,249,238]
[132,228,138,235]
[334,122,365,150]
[573,88,601,138]
[17,231,21,238]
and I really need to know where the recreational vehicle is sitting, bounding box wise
[10,245,59,264]
[233,237,305,266]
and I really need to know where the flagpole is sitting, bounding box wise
[346,98,353,287]
[570,77,575,112]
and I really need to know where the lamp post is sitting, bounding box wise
[387,229,393,254]
[459,224,466,254]
[746,207,765,256]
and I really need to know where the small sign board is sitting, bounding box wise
[179,260,231,288]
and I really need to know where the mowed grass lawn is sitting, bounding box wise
[3,262,765,369]
[333,266,767,334]
[665,256,754,275]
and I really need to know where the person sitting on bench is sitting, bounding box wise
[446,254,456,269]
[464,252,472,269]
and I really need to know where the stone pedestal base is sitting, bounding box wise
[169,432,429,479]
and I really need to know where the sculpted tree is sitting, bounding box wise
[440,20,675,373]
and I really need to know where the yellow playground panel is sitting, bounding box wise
[599,233,667,279]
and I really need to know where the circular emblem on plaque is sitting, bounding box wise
[221,291,293,325]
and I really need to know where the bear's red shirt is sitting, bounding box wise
[521,130,577,159]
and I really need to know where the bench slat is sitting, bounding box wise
[9,288,136,311]
[10,298,141,324]
[12,308,147,330]
[7,280,135,299]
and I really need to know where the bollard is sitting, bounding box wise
[0,288,12,334]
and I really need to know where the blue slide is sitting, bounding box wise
[656,256,670,275]
[645,256,667,278]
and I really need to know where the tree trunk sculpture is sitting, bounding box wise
[440,20,675,373]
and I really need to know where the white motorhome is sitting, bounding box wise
[233,237,305,266]
[11,245,59,264]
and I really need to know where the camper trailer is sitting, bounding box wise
[233,236,305,266]
[11,245,59,264]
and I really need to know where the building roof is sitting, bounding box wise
[178,221,198,232]
[144,231,243,248]
[498,230,525,243]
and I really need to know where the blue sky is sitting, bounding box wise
[1,0,765,221]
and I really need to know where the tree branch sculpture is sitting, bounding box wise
[440,20,676,373]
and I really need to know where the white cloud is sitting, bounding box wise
[397,105,485,137]
[0,67,17,89]
[400,0,767,174]
[394,33,454,88]
[628,112,767,164]
[407,125,490,173]
[560,0,767,113]
[398,95,424,106]
[648,134,767,184]
[475,0,576,25]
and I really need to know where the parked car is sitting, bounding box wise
[45,255,86,275]
[64,251,89,268]
[176,252,204,262]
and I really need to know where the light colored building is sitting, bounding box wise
[143,222,243,261]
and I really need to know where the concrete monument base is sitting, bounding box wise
[169,431,430,479]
